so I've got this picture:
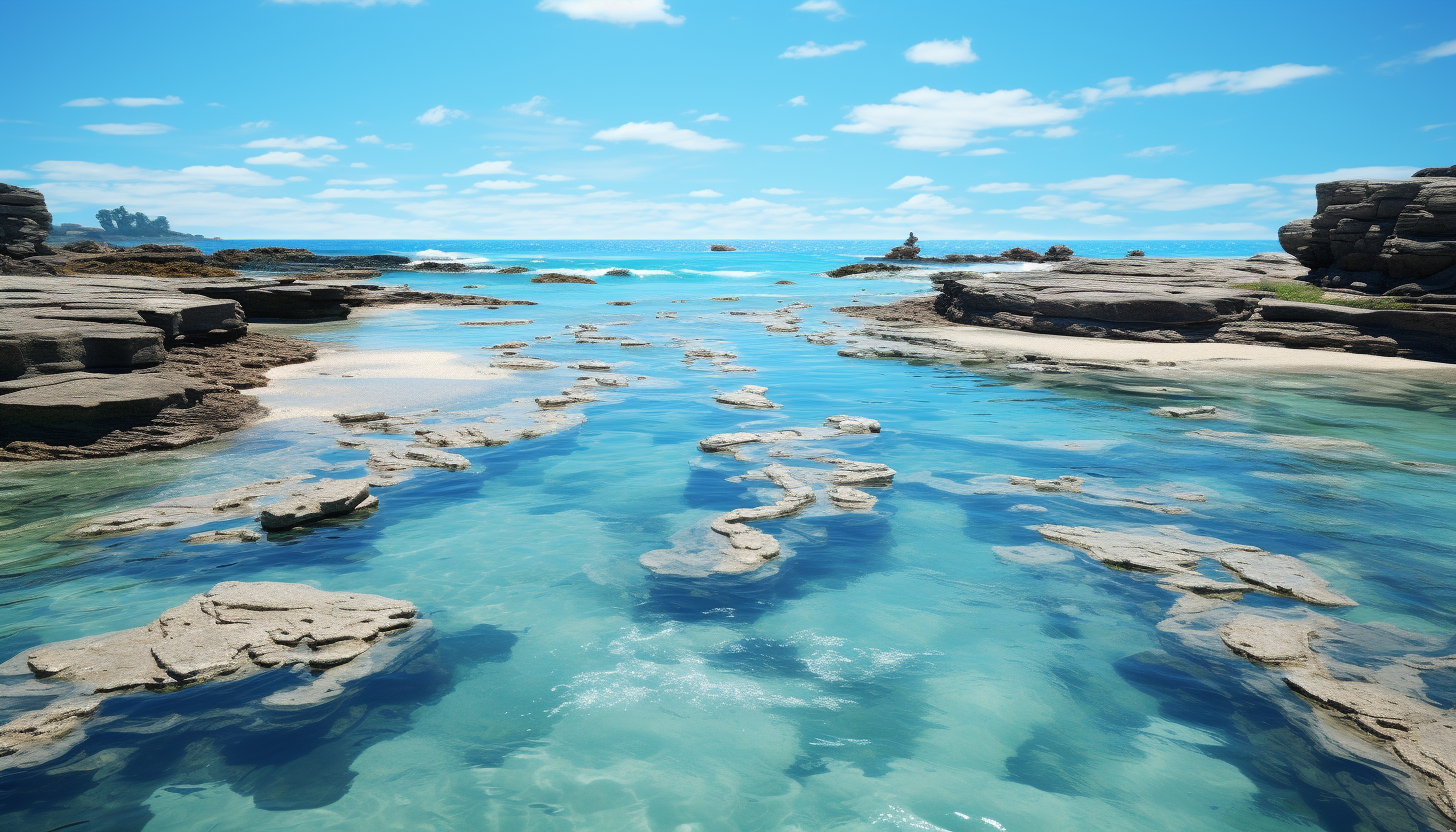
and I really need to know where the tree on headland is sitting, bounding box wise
[95,206,175,237]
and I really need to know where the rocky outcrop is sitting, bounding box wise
[531,273,596,284]
[920,254,1456,361]
[0,184,52,259]
[0,582,418,765]
[714,385,780,409]
[259,479,377,530]
[873,235,1075,265]
[1279,167,1456,293]
[710,245,737,251]
[825,263,908,278]
[884,232,922,260]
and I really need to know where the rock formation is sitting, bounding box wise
[0,581,418,765]
[909,253,1456,360]
[1279,166,1456,294]
[0,183,52,261]
[884,232,922,260]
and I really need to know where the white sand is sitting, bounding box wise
[267,348,507,381]
[257,347,513,421]
[871,324,1456,376]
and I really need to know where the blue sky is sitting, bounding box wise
[1,0,1452,239]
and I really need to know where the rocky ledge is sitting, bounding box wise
[845,249,1456,361]
[0,273,532,460]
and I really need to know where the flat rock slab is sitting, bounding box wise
[1039,524,1354,606]
[715,385,779,409]
[259,479,376,531]
[0,581,418,762]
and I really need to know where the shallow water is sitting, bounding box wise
[2,241,1455,831]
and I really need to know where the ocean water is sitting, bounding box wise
[2,241,1455,832]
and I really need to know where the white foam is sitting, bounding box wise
[411,249,491,265]
[681,269,764,277]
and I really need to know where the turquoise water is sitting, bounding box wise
[2,241,1456,831]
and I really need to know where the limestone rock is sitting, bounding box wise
[259,480,375,531]
[0,582,417,761]
[715,385,780,409]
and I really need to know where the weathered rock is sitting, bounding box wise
[490,356,559,370]
[883,232,922,260]
[531,273,596,284]
[0,582,417,762]
[259,480,376,531]
[714,385,780,409]
[1151,405,1218,418]
[0,183,53,259]
[824,414,880,434]
[461,319,533,326]
[826,263,908,278]
[1039,524,1355,605]
[827,485,877,509]
[1279,171,1456,286]
[710,245,737,251]
[1219,615,1315,664]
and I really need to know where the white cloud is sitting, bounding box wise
[416,105,467,126]
[1080,64,1334,102]
[33,160,284,187]
[689,189,723,197]
[505,95,580,125]
[780,40,865,59]
[310,188,435,199]
[244,135,346,150]
[793,134,827,142]
[888,175,934,190]
[82,123,173,135]
[696,113,729,122]
[0,169,28,179]
[63,97,109,107]
[888,193,970,214]
[1041,125,1076,138]
[1050,175,1275,210]
[286,176,308,182]
[385,142,414,150]
[1126,145,1177,157]
[1422,123,1454,131]
[537,0,683,26]
[904,37,977,66]
[1079,214,1127,226]
[836,87,1081,151]
[593,121,739,151]
[1416,39,1456,62]
[535,174,575,181]
[357,134,383,144]
[787,95,808,107]
[986,195,1109,221]
[114,96,183,107]
[582,145,605,151]
[350,162,370,168]
[966,148,1007,156]
[474,180,537,190]
[425,184,448,190]
[968,182,1032,193]
[506,96,550,117]
[761,188,801,195]
[326,177,398,185]
[794,1,846,20]
[245,151,338,167]
[578,184,596,189]
[1145,221,1271,238]
[1262,166,1418,185]
[241,120,272,130]
[446,161,522,177]
[272,0,423,5]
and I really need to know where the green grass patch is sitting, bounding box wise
[1232,279,1413,310]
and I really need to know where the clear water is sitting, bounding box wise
[2,241,1455,832]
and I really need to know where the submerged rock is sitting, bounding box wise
[1152,405,1218,418]
[531,273,596,284]
[490,356,559,370]
[1038,524,1355,605]
[0,581,418,765]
